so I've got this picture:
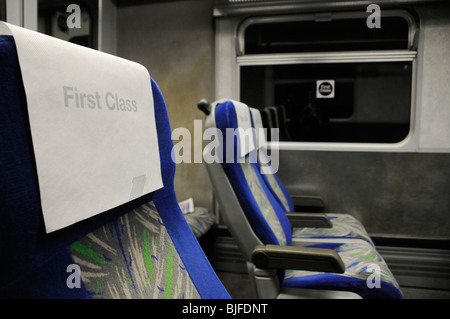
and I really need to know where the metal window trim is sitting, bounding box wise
[237,50,417,66]
[237,10,418,56]
[232,9,420,152]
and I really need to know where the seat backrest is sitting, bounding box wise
[276,105,292,141]
[212,100,292,248]
[268,106,280,129]
[259,108,273,141]
[206,101,404,300]
[0,23,229,299]
[249,107,295,213]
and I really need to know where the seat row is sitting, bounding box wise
[259,105,292,142]
[199,99,402,299]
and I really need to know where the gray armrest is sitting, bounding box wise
[252,245,345,273]
[291,195,325,212]
[286,213,332,228]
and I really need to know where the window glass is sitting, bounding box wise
[0,0,5,22]
[244,16,410,54]
[241,61,412,143]
[240,12,415,144]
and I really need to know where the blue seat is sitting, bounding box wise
[0,30,229,299]
[203,99,402,298]
[248,107,374,245]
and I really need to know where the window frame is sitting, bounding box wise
[234,9,420,152]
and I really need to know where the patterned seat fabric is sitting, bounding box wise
[284,240,403,299]
[214,100,403,298]
[69,202,200,299]
[292,214,373,244]
[0,33,229,299]
[239,158,289,246]
[184,207,215,239]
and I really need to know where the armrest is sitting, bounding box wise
[286,213,332,228]
[251,245,345,274]
[291,195,325,212]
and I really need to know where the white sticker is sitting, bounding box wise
[179,198,195,215]
[2,22,163,233]
[317,80,335,99]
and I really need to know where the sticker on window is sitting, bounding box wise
[317,80,335,99]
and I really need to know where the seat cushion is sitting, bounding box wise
[283,240,403,299]
[292,214,374,245]
[184,207,215,239]
[69,201,201,299]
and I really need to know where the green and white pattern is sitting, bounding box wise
[68,202,200,299]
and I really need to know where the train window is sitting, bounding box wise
[238,11,417,144]
[241,61,413,143]
[243,16,410,54]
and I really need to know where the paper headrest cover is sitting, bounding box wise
[1,22,163,233]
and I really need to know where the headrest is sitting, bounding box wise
[214,99,256,162]
[0,22,163,233]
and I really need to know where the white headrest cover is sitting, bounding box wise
[229,100,256,158]
[1,22,163,233]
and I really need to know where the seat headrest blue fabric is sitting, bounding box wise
[215,100,239,163]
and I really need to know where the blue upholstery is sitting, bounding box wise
[0,34,229,299]
[215,101,292,246]
[284,240,403,299]
[214,100,403,298]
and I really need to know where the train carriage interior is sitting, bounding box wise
[1,0,450,305]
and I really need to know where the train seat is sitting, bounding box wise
[260,106,327,211]
[0,23,229,299]
[202,99,402,298]
[249,107,374,245]
[260,107,273,141]
[274,105,292,141]
[268,106,280,131]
